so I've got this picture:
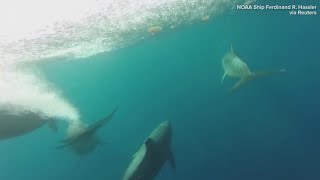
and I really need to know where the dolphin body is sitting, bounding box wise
[0,109,57,141]
[57,107,118,155]
[221,45,286,93]
[122,121,175,180]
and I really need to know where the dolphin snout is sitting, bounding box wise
[161,120,171,127]
[160,121,172,134]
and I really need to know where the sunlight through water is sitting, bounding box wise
[0,0,246,136]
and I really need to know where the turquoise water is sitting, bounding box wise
[1,1,320,180]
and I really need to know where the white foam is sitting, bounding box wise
[0,69,80,122]
[0,0,244,130]
[0,0,242,64]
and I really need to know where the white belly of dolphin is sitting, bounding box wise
[122,145,147,180]
[221,45,286,93]
[222,53,252,79]
[122,121,175,180]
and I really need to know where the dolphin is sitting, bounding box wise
[122,121,175,180]
[56,107,118,155]
[0,109,57,141]
[221,44,286,93]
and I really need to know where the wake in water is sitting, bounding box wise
[0,66,83,139]
[0,0,250,140]
[0,69,79,120]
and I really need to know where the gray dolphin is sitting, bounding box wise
[122,120,175,180]
[57,107,118,155]
[221,44,286,93]
[0,109,57,141]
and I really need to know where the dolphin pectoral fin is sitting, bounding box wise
[56,107,118,151]
[98,139,112,145]
[56,142,70,150]
[85,106,119,135]
[132,151,138,158]
[229,76,252,93]
[221,73,226,84]
[168,150,176,171]
[47,120,58,133]
[65,106,119,142]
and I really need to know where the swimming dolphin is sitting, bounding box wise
[122,120,175,180]
[221,44,286,93]
[56,107,118,155]
[0,109,57,141]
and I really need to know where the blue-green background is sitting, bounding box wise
[1,2,319,180]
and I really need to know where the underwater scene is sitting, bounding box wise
[0,0,319,179]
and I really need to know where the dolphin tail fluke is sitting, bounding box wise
[229,69,286,93]
[48,120,58,133]
[252,69,286,79]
